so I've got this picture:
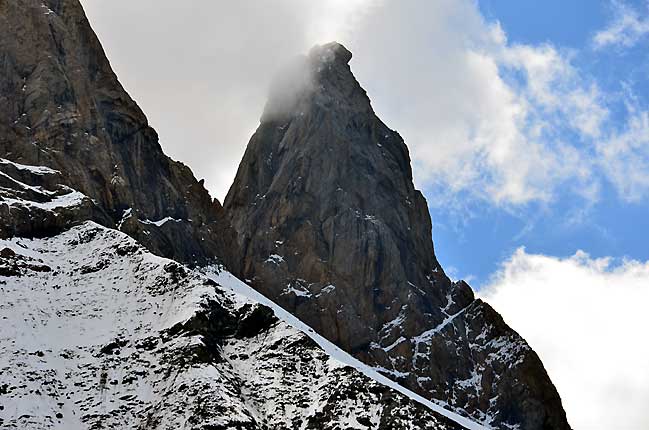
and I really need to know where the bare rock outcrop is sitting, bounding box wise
[0,0,234,267]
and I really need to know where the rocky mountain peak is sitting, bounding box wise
[226,42,571,429]
[310,41,353,65]
[227,40,456,352]
[262,42,370,124]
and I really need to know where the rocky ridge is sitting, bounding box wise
[0,0,235,267]
[225,43,571,430]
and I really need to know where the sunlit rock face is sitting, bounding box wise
[225,42,571,430]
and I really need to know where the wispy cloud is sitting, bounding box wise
[597,106,649,202]
[480,249,649,430]
[349,5,610,207]
[593,0,649,49]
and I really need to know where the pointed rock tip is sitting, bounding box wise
[308,42,353,65]
[260,42,356,123]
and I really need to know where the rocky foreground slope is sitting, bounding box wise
[0,218,480,429]
[225,43,571,429]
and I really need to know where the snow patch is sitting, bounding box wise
[139,216,183,227]
[2,187,86,210]
[264,254,285,265]
[0,158,59,175]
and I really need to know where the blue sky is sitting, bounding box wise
[480,0,609,47]
[430,0,649,287]
[433,182,649,286]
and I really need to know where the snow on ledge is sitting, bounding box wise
[2,188,86,210]
[0,158,59,175]
[264,254,285,265]
[139,216,183,227]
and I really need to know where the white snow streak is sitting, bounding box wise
[206,269,490,430]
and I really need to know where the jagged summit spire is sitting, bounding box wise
[226,43,571,430]
[308,42,353,65]
[261,42,369,123]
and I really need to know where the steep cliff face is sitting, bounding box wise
[0,0,234,266]
[225,43,571,430]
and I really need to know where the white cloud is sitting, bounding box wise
[347,4,607,206]
[501,44,609,139]
[594,0,649,49]
[480,249,649,430]
[597,107,649,202]
[80,0,649,207]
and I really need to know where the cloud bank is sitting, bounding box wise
[480,249,649,430]
[81,0,649,208]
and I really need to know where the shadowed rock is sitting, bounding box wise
[0,0,235,267]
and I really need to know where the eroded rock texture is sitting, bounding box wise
[225,43,571,430]
[0,0,234,266]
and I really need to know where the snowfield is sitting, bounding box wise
[0,222,486,429]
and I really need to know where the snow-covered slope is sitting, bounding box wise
[208,271,489,430]
[0,220,485,429]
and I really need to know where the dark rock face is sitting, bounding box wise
[0,0,234,267]
[225,42,571,429]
